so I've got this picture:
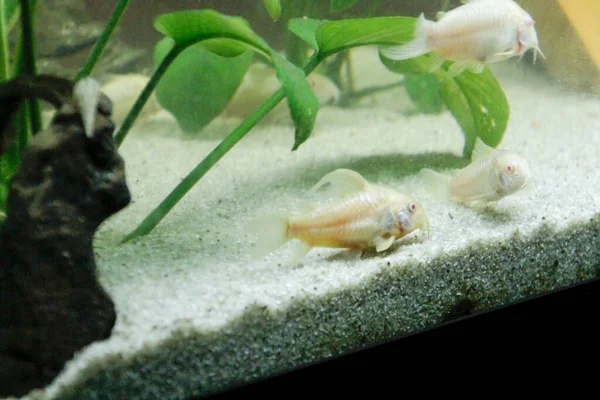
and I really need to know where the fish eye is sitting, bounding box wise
[408,203,417,213]
[506,164,515,173]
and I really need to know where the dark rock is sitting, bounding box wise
[0,76,130,397]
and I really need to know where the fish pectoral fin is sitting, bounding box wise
[484,50,517,63]
[426,52,446,73]
[373,235,396,253]
[447,60,485,77]
[309,168,369,199]
[346,248,364,261]
[514,180,536,196]
[457,190,499,207]
[435,11,446,21]
[471,136,496,162]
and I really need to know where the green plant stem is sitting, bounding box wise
[338,79,405,107]
[0,0,10,79]
[122,53,323,243]
[75,0,130,81]
[114,44,184,147]
[18,101,29,151]
[18,0,40,139]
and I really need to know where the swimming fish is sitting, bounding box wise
[246,169,429,262]
[419,137,532,209]
[380,0,545,77]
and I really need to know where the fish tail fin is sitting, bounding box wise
[245,211,292,259]
[379,13,432,60]
[418,168,451,201]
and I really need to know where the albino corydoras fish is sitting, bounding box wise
[419,137,532,209]
[246,169,429,262]
[380,0,545,77]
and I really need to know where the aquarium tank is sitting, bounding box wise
[0,0,598,398]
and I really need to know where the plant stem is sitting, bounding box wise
[75,0,130,81]
[338,79,405,107]
[0,0,10,79]
[122,53,323,243]
[114,44,184,147]
[18,101,29,151]
[18,0,41,135]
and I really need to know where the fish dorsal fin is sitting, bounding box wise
[471,137,497,162]
[309,168,369,199]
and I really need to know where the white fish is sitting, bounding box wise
[419,137,532,208]
[246,169,429,262]
[380,0,545,77]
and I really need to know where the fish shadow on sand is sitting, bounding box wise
[298,152,468,189]
[115,152,467,262]
[472,205,515,224]
[322,233,426,264]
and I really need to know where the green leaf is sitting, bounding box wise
[330,0,358,12]
[381,54,509,157]
[403,74,445,115]
[0,139,20,214]
[272,54,319,151]
[153,37,254,133]
[154,9,273,58]
[288,18,325,50]
[263,0,281,22]
[198,39,248,58]
[316,16,415,56]
[453,68,509,154]
[2,0,20,32]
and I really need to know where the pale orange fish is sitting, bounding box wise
[419,137,533,209]
[380,0,545,77]
[247,169,429,262]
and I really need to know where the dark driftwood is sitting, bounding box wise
[0,76,130,397]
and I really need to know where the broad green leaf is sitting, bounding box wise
[403,74,445,115]
[272,54,319,151]
[154,9,273,58]
[316,16,415,56]
[154,37,254,133]
[288,18,325,50]
[330,0,358,12]
[263,0,281,22]
[381,54,509,157]
[199,39,249,57]
[453,68,509,154]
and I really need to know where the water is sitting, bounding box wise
[2,1,599,399]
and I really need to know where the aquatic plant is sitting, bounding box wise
[0,0,509,243]
[117,3,509,242]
